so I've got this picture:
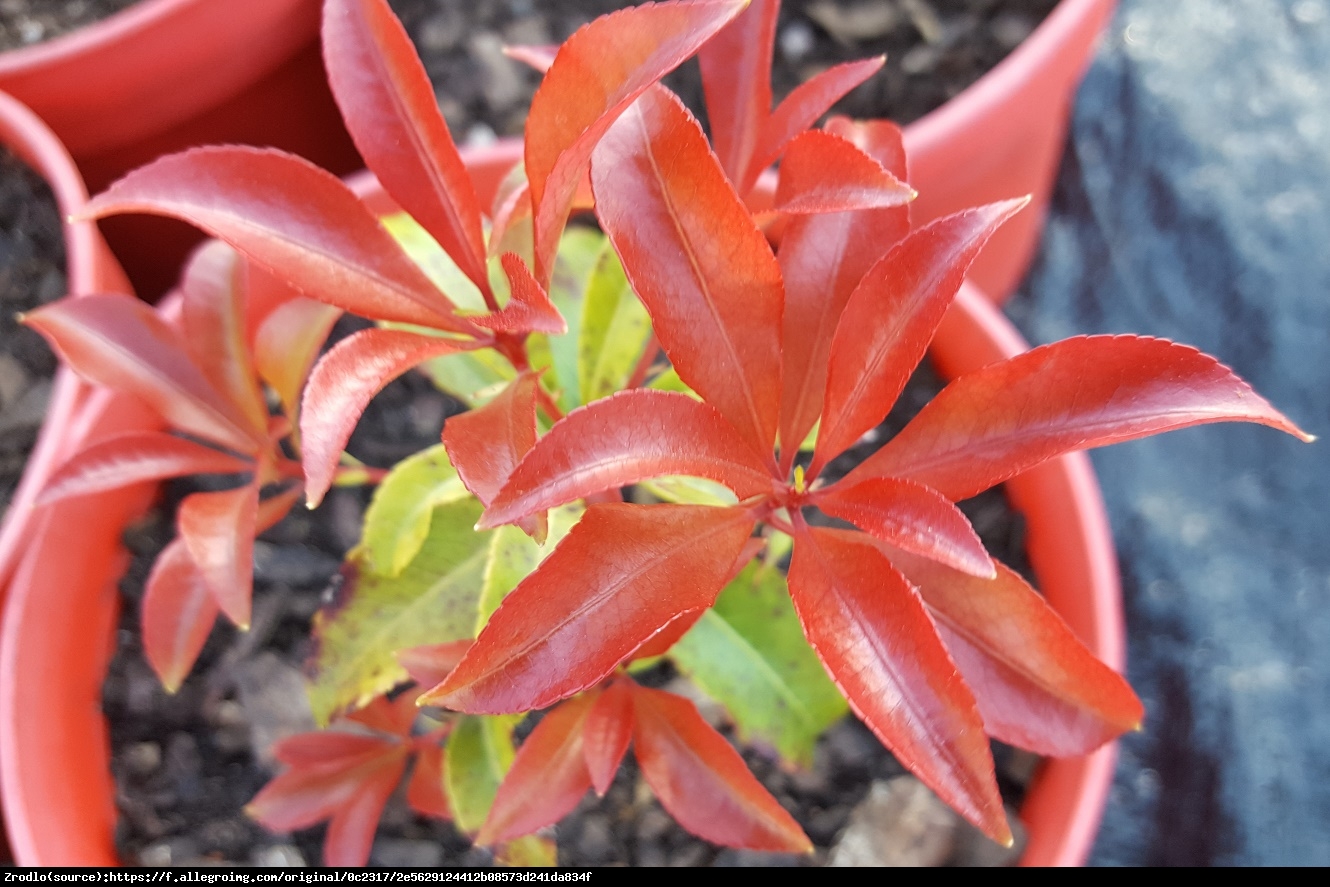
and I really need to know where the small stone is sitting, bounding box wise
[0,352,29,407]
[827,777,959,867]
[124,741,162,778]
[469,31,525,111]
[371,837,445,867]
[252,843,307,867]
[900,44,941,77]
[233,652,317,768]
[805,1,900,43]
[573,814,616,865]
[779,20,815,63]
[252,540,339,588]
[950,806,1026,867]
[991,12,1037,52]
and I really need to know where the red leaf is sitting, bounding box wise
[698,0,779,188]
[23,294,264,456]
[142,539,220,693]
[301,329,478,507]
[272,732,399,768]
[420,504,756,714]
[80,147,469,331]
[36,432,251,505]
[809,199,1028,479]
[747,57,885,193]
[583,680,634,797]
[346,693,420,736]
[442,373,547,542]
[525,0,748,283]
[470,254,567,335]
[407,744,452,821]
[178,483,259,629]
[253,295,342,420]
[773,130,915,214]
[323,760,406,867]
[480,390,776,531]
[630,683,811,853]
[257,486,303,535]
[776,119,910,467]
[398,641,473,689]
[787,525,1010,844]
[885,546,1144,757]
[323,0,489,295]
[179,241,270,438]
[811,476,994,579]
[592,88,783,459]
[850,335,1314,500]
[479,692,597,844]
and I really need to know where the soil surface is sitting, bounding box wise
[0,0,141,51]
[0,147,62,522]
[94,0,1059,869]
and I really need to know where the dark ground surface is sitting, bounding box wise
[1006,0,1330,866]
[0,0,140,50]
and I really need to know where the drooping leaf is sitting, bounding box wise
[142,539,220,693]
[301,328,478,507]
[422,503,757,714]
[253,296,342,422]
[360,444,470,576]
[177,483,259,629]
[479,691,597,844]
[578,241,652,405]
[697,0,778,189]
[776,118,910,467]
[747,56,885,193]
[80,147,469,330]
[477,505,583,630]
[885,545,1145,757]
[178,240,269,437]
[524,0,748,283]
[592,87,783,459]
[848,335,1316,500]
[811,476,994,579]
[582,679,634,797]
[630,683,812,853]
[23,294,263,455]
[406,744,452,821]
[36,432,251,505]
[773,130,915,214]
[445,714,519,835]
[479,390,775,530]
[306,498,489,725]
[670,560,847,769]
[786,525,1010,844]
[809,199,1028,478]
[323,0,489,296]
[469,254,566,335]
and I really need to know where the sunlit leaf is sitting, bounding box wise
[421,348,516,407]
[592,87,783,458]
[380,211,485,312]
[470,255,566,335]
[36,432,251,505]
[445,714,519,835]
[253,296,342,423]
[477,505,583,630]
[849,335,1316,500]
[178,483,259,629]
[698,0,778,189]
[787,526,1010,844]
[306,498,489,725]
[670,560,847,768]
[773,130,915,214]
[583,679,634,797]
[540,226,604,412]
[578,240,651,404]
[360,444,470,576]
[630,683,812,852]
[422,503,756,714]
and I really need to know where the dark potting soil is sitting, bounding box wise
[0,147,62,522]
[105,355,1035,867]
[0,0,142,51]
[386,0,1060,143]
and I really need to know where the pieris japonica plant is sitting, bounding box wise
[26,0,1310,867]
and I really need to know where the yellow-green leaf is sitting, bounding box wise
[478,504,584,630]
[446,713,520,835]
[636,476,739,507]
[381,211,486,312]
[307,499,489,724]
[578,242,651,404]
[422,347,516,407]
[361,444,471,576]
[537,225,604,412]
[645,365,700,399]
[494,835,557,867]
[670,560,848,768]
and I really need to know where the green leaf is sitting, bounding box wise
[307,499,489,724]
[670,560,847,768]
[445,713,520,835]
[537,225,604,412]
[494,835,557,867]
[636,476,738,507]
[644,366,700,398]
[421,347,516,406]
[578,242,651,404]
[478,504,584,630]
[381,211,486,312]
[361,445,472,576]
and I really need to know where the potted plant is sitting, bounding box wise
[4,0,1307,867]
[0,0,361,299]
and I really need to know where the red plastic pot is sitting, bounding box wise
[0,142,1124,866]
[903,0,1118,304]
[0,0,360,300]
